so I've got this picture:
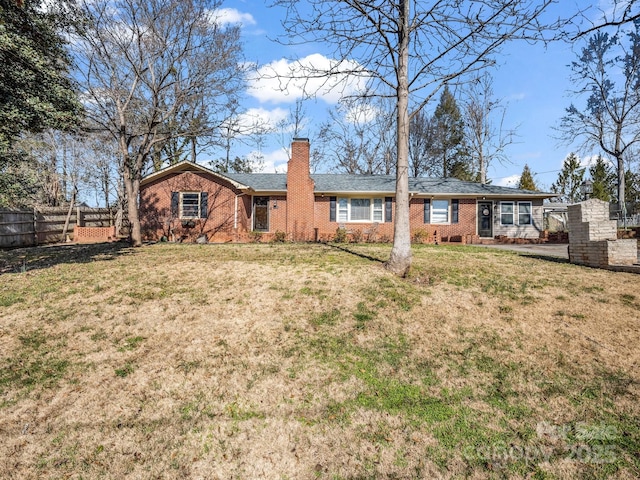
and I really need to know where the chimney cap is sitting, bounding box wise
[292,137,309,142]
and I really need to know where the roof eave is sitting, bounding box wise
[140,161,251,190]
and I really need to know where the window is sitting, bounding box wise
[180,192,200,218]
[518,202,532,225]
[431,200,449,224]
[171,191,208,219]
[500,201,532,226]
[424,199,459,224]
[500,202,514,225]
[351,198,371,221]
[338,198,348,222]
[334,197,384,222]
[373,198,383,222]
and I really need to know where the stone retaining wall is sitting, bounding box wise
[567,199,637,267]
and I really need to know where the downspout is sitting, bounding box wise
[235,192,246,241]
[234,194,239,229]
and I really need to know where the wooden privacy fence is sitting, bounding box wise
[0,207,115,248]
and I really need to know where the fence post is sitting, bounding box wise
[33,206,38,246]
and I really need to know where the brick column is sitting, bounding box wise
[567,199,637,267]
[286,138,315,241]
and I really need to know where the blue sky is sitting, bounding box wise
[208,1,621,191]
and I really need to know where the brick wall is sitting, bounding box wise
[74,226,117,243]
[409,197,477,242]
[312,196,478,242]
[140,171,247,242]
[313,195,395,242]
[286,139,316,241]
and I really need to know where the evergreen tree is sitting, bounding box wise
[625,169,640,214]
[210,156,256,174]
[551,153,585,203]
[432,86,467,178]
[0,0,80,151]
[588,155,615,202]
[517,164,537,191]
[449,159,478,181]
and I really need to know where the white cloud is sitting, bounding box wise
[236,107,288,132]
[495,174,521,187]
[247,54,368,104]
[507,92,527,101]
[344,102,380,124]
[580,154,613,168]
[250,148,290,173]
[210,8,256,27]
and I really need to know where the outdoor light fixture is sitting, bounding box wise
[273,200,278,209]
[581,179,593,199]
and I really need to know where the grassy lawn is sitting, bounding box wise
[0,242,638,479]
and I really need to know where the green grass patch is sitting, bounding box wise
[0,291,24,307]
[117,335,145,352]
[114,362,135,378]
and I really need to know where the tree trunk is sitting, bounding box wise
[61,187,76,242]
[122,154,143,247]
[385,0,412,277]
[617,153,626,222]
[479,151,486,184]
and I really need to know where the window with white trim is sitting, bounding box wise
[500,202,514,225]
[500,201,533,226]
[171,191,208,219]
[336,197,384,222]
[431,199,449,224]
[180,192,201,219]
[373,198,383,222]
[518,202,532,225]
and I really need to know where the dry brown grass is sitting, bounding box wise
[0,242,638,479]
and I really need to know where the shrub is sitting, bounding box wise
[351,228,363,243]
[272,230,287,243]
[249,231,263,243]
[334,227,347,243]
[412,229,430,244]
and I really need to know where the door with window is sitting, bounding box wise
[253,196,269,231]
[478,201,493,238]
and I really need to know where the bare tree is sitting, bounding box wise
[408,109,437,177]
[276,99,309,158]
[274,0,566,275]
[559,24,640,221]
[75,0,244,246]
[317,96,395,174]
[81,134,122,209]
[463,72,518,184]
[574,1,639,39]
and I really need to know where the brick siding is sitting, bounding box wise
[286,139,316,241]
[140,171,247,242]
[140,141,545,243]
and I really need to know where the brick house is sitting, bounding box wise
[139,138,552,243]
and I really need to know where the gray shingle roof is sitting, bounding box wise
[224,173,287,191]
[225,172,550,197]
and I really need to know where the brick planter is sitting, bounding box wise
[74,226,117,244]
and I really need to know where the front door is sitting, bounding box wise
[478,201,493,238]
[253,196,269,231]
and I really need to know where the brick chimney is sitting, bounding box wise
[286,138,315,241]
